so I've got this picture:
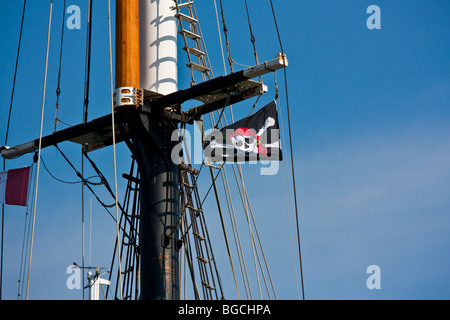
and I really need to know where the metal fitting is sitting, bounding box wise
[114,87,142,109]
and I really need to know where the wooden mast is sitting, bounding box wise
[116,0,140,90]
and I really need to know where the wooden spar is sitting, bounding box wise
[116,0,140,90]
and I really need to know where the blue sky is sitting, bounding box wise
[1,0,450,300]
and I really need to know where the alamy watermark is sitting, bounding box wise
[366,265,381,290]
[66,5,81,30]
[66,264,81,290]
[366,5,381,30]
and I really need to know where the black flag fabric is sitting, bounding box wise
[204,101,282,162]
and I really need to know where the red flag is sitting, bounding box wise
[0,167,32,207]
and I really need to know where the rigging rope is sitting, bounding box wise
[105,158,139,300]
[213,0,227,75]
[180,166,224,300]
[274,73,302,298]
[17,163,35,300]
[83,0,93,125]
[1,0,27,300]
[269,0,306,300]
[218,0,233,73]
[55,145,124,224]
[232,163,262,299]
[209,96,279,299]
[108,0,123,300]
[3,0,26,152]
[237,164,277,299]
[40,155,83,184]
[26,0,53,300]
[53,0,66,132]
[80,0,93,299]
[41,153,103,186]
[16,158,36,299]
[244,0,259,65]
[206,2,278,297]
[219,163,249,299]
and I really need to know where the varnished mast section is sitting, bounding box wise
[116,0,140,90]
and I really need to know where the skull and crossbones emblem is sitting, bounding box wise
[229,117,275,155]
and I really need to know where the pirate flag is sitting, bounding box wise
[204,101,282,162]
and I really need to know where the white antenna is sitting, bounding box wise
[87,267,110,300]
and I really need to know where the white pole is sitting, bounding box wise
[87,271,97,300]
[88,269,110,300]
[139,0,178,95]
